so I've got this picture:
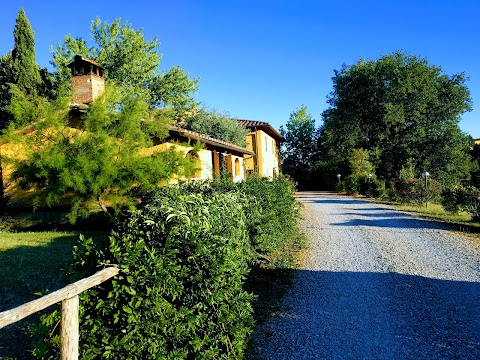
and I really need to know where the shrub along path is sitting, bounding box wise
[250,191,480,359]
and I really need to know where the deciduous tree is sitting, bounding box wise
[319,52,472,184]
[349,148,374,176]
[51,18,198,116]
[184,108,248,147]
[280,105,316,188]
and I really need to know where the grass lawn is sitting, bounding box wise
[0,231,106,360]
[377,200,480,241]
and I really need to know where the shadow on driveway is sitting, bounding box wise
[250,270,480,359]
[330,217,446,230]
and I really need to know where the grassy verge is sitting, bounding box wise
[245,228,307,360]
[377,200,480,240]
[0,231,107,360]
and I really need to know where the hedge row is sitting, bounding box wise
[33,175,300,359]
[441,185,480,222]
[337,175,443,205]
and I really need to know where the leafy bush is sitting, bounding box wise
[338,174,385,198]
[441,185,480,221]
[34,192,255,359]
[167,174,299,263]
[387,177,442,205]
[234,175,298,260]
[32,175,301,358]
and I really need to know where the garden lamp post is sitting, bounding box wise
[368,173,372,184]
[337,174,341,184]
[422,171,430,207]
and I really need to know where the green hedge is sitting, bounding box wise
[32,175,300,359]
[386,177,442,205]
[442,185,480,221]
[164,175,299,263]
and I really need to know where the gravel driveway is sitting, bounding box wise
[250,192,480,359]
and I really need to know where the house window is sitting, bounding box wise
[234,158,240,176]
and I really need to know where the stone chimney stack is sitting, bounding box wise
[67,55,105,104]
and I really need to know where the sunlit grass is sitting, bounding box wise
[0,230,109,359]
[0,232,80,310]
[377,200,480,238]
[393,203,472,222]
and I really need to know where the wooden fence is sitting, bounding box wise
[0,266,119,360]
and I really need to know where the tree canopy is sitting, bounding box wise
[280,105,316,188]
[349,148,374,176]
[319,52,472,184]
[184,108,248,147]
[11,8,42,95]
[51,18,199,116]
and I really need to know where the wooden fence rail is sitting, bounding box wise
[0,266,119,360]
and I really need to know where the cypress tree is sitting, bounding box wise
[11,8,41,94]
[0,52,14,128]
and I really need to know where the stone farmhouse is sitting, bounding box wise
[67,55,283,183]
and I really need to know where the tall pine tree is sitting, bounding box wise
[11,8,42,95]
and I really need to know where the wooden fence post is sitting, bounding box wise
[0,266,119,359]
[60,295,79,360]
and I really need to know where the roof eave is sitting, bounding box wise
[169,127,255,156]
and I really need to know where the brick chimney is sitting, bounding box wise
[67,55,105,104]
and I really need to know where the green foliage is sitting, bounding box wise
[387,177,442,205]
[0,9,54,128]
[233,175,299,259]
[35,192,255,359]
[148,66,199,112]
[11,8,42,95]
[469,143,480,188]
[399,158,416,181]
[319,51,472,184]
[338,174,385,198]
[185,108,248,147]
[32,175,301,358]
[280,105,316,189]
[310,160,338,190]
[442,185,480,221]
[51,17,198,115]
[349,148,374,176]
[4,83,194,222]
[161,175,300,262]
[0,53,14,128]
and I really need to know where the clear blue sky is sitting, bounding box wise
[1,0,479,138]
